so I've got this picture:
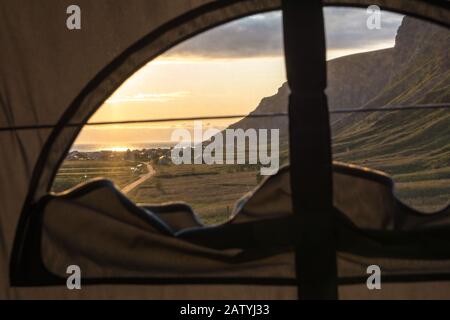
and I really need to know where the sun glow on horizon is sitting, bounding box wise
[108,146,130,152]
[75,55,286,144]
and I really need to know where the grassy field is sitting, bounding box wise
[51,160,148,193]
[52,134,448,225]
[127,163,263,225]
[52,159,264,225]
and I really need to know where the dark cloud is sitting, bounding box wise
[166,8,403,58]
[167,11,283,58]
[324,7,404,50]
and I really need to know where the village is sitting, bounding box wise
[66,147,172,165]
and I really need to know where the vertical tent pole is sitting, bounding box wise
[282,0,338,299]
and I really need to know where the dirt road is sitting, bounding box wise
[121,162,155,194]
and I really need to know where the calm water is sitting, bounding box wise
[71,142,175,152]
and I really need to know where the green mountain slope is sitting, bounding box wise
[332,16,450,211]
[229,16,449,212]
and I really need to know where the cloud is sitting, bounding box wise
[324,7,404,51]
[105,91,190,104]
[165,8,403,59]
[167,11,283,58]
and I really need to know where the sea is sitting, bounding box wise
[71,142,176,152]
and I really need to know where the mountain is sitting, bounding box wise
[226,34,396,136]
[228,16,450,211]
[230,16,449,133]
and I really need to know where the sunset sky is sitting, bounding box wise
[75,8,403,147]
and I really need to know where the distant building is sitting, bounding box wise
[157,155,171,165]
[124,149,136,161]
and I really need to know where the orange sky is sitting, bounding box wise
[75,9,402,146]
[78,56,287,144]
[76,47,394,145]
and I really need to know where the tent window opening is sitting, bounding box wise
[50,7,450,229]
[50,11,289,226]
[325,8,450,213]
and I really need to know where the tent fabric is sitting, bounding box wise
[0,0,449,299]
[235,163,450,231]
[11,163,450,299]
[0,0,280,299]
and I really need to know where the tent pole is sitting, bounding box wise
[282,0,338,299]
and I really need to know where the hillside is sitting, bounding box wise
[228,16,450,212]
[228,37,397,136]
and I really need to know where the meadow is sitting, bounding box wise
[127,163,263,225]
[51,159,147,193]
[52,120,448,225]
